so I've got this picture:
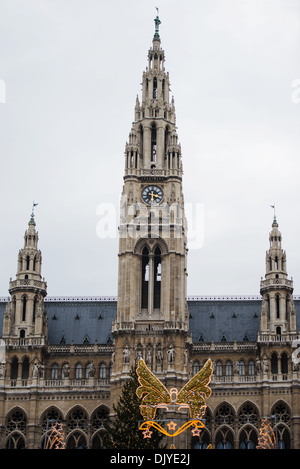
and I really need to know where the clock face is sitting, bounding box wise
[142,185,163,205]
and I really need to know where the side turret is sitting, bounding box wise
[2,206,48,343]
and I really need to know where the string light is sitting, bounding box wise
[45,422,66,449]
[257,418,277,449]
[139,419,204,438]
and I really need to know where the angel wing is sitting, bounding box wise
[136,359,171,420]
[176,359,213,420]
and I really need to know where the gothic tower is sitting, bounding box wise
[3,208,48,346]
[111,15,190,399]
[259,214,296,339]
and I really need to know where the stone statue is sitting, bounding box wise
[123,345,130,364]
[167,345,175,364]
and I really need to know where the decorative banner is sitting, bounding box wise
[139,419,204,438]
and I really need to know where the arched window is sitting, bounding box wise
[75,363,83,379]
[10,357,18,380]
[21,357,29,380]
[215,404,235,428]
[239,360,245,376]
[151,123,157,162]
[248,360,255,376]
[272,402,291,449]
[139,125,143,158]
[239,426,258,449]
[191,429,211,449]
[238,403,259,428]
[276,294,280,319]
[141,247,149,309]
[154,246,161,309]
[99,363,106,379]
[164,126,169,156]
[66,408,88,449]
[215,428,234,449]
[271,353,278,374]
[216,361,222,377]
[225,361,232,377]
[5,409,27,449]
[22,296,27,322]
[33,297,37,323]
[153,77,157,99]
[26,255,30,270]
[41,408,64,449]
[91,406,110,449]
[193,361,200,375]
[267,295,270,320]
[281,353,288,374]
[51,364,58,380]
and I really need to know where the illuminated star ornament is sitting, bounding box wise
[167,421,177,432]
[136,358,213,445]
[142,427,153,439]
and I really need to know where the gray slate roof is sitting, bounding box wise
[0,296,299,345]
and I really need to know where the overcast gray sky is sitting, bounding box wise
[0,0,299,298]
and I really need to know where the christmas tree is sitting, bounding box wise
[104,366,165,449]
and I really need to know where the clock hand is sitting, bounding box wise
[149,191,159,203]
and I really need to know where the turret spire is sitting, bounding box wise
[259,216,296,338]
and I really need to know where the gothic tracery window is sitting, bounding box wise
[271,401,291,449]
[215,427,234,449]
[66,407,88,449]
[6,408,27,449]
[41,407,63,449]
[239,426,258,449]
[91,406,109,449]
[215,404,235,428]
[238,403,259,428]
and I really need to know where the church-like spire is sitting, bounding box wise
[259,215,296,337]
[124,13,181,176]
[3,210,48,341]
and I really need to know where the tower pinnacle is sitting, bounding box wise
[154,9,161,40]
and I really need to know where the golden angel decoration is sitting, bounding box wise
[136,358,213,442]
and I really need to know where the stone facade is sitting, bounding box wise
[0,15,299,449]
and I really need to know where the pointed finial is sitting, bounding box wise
[30,201,39,224]
[154,8,161,40]
[270,204,277,225]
